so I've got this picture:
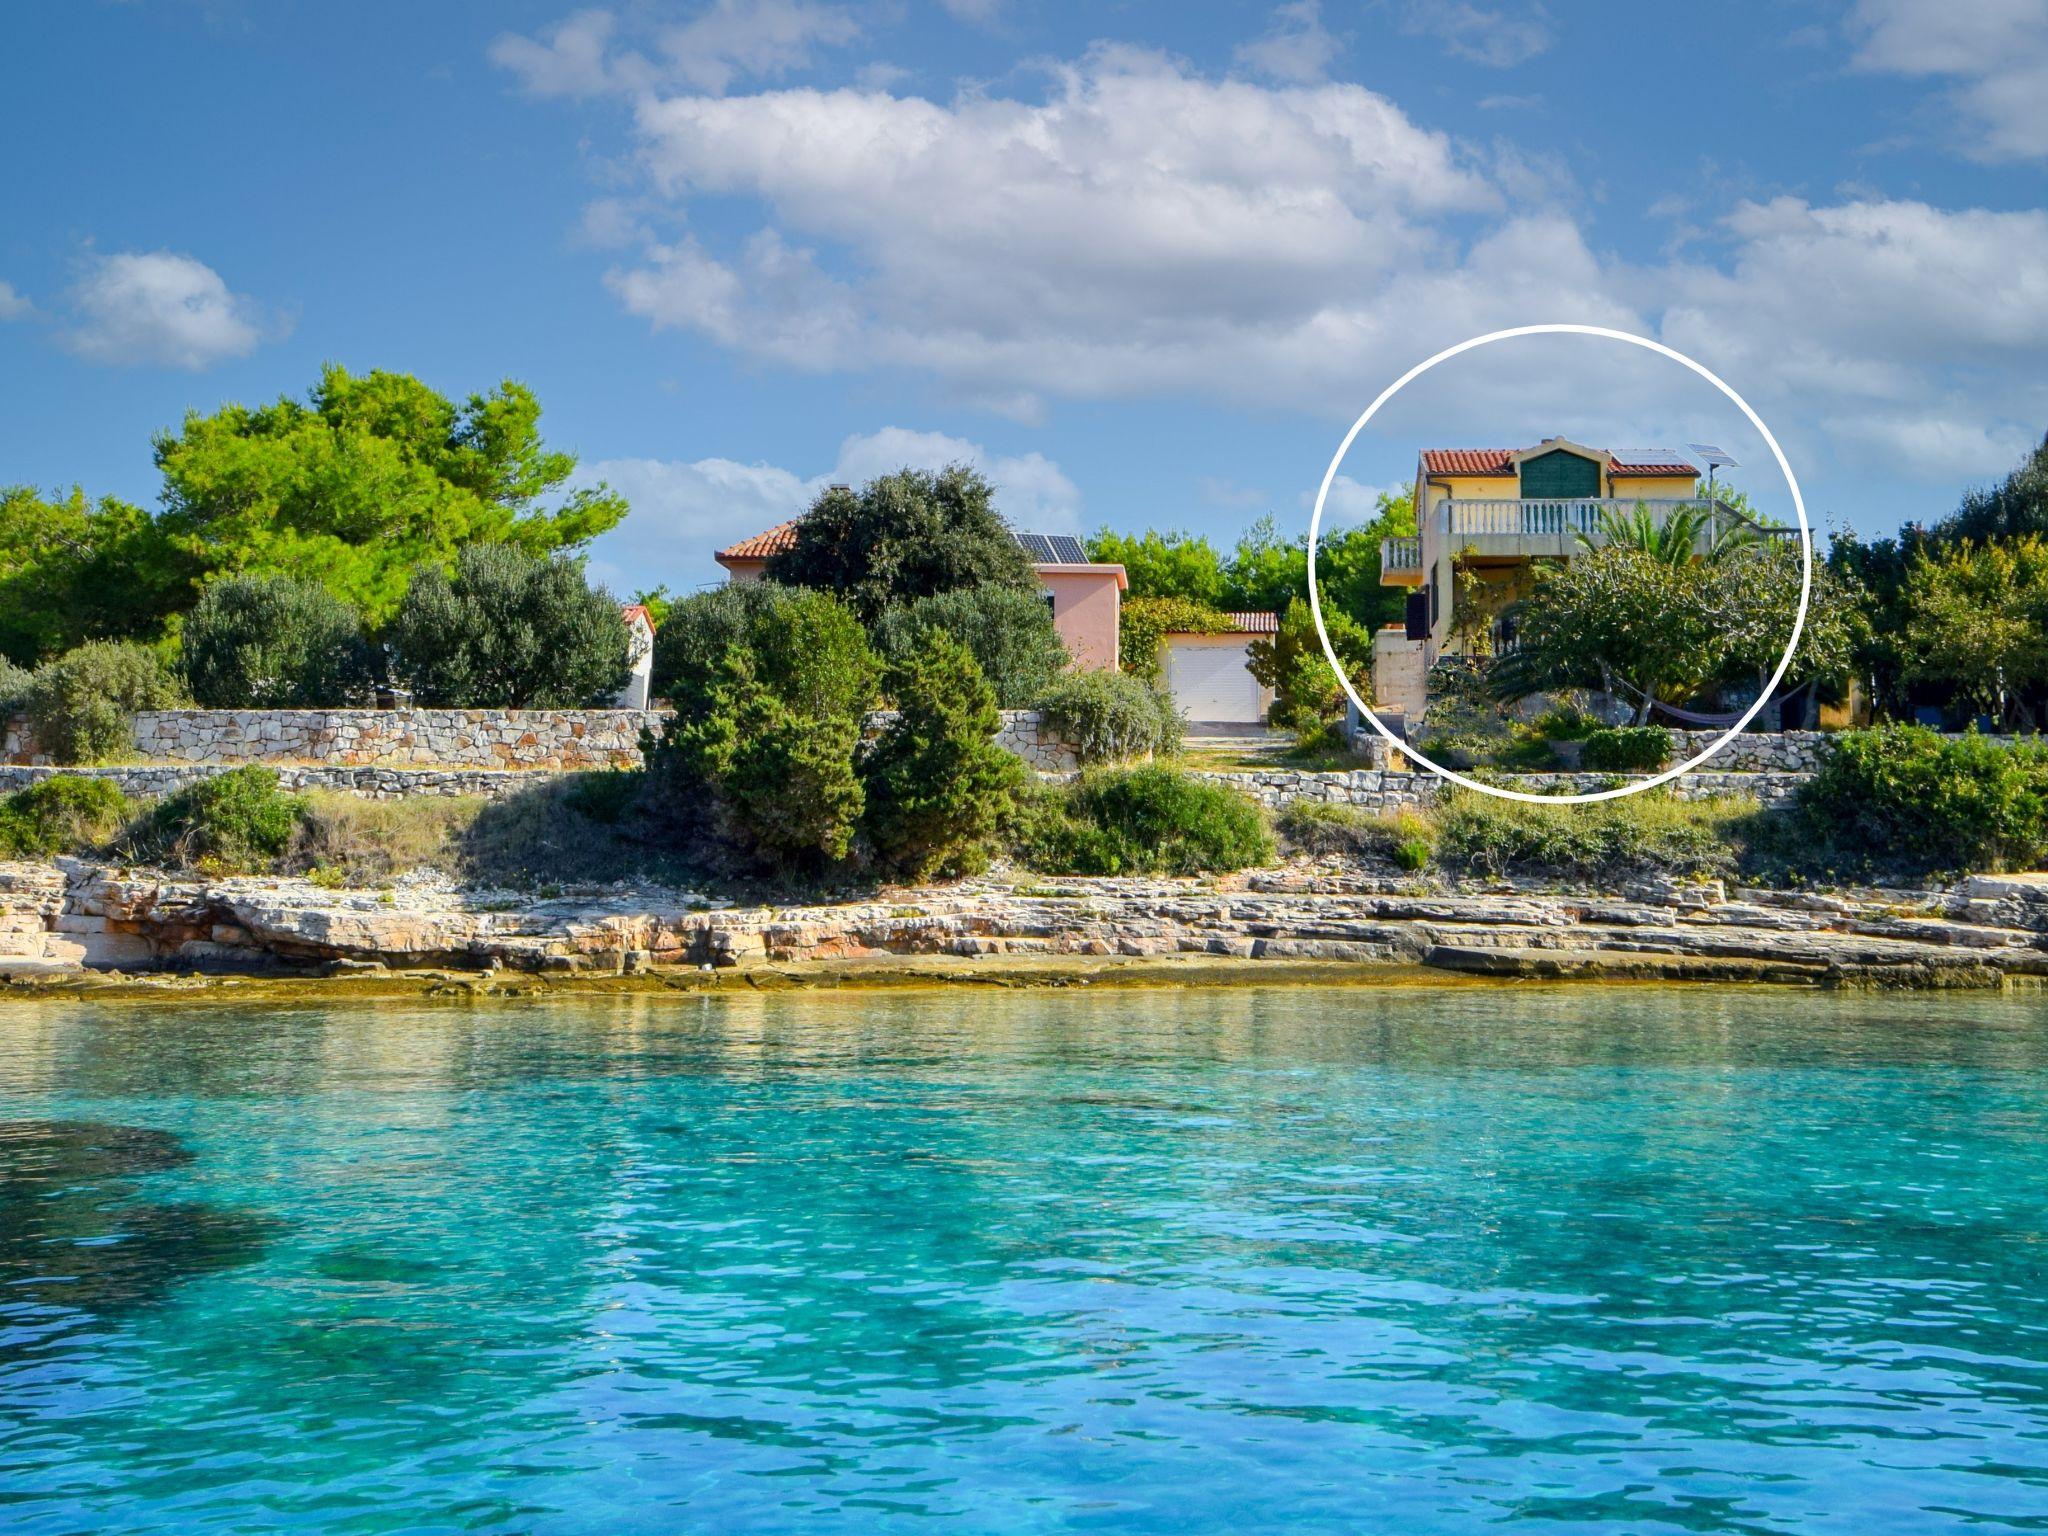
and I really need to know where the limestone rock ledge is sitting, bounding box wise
[3,861,2047,991]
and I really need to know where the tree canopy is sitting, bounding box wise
[152,365,627,625]
[766,465,1035,622]
[0,486,185,664]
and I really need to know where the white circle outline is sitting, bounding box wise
[1309,323,1812,806]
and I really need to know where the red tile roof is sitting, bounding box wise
[1165,611,1279,635]
[620,603,654,629]
[1420,447,1699,478]
[715,519,802,561]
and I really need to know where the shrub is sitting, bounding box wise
[563,768,644,825]
[0,776,136,857]
[1249,597,1373,738]
[864,635,1026,878]
[142,766,306,871]
[0,657,30,714]
[1432,790,1749,882]
[1275,799,1435,867]
[1579,726,1673,772]
[1799,725,2048,874]
[181,573,374,708]
[654,584,879,725]
[22,641,185,765]
[871,587,1070,708]
[1118,596,1232,681]
[664,651,867,866]
[1033,670,1182,764]
[1014,767,1272,875]
[387,544,629,708]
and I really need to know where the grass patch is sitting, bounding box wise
[1431,789,1761,883]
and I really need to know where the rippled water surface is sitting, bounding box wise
[5,986,2048,1533]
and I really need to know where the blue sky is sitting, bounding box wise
[2,0,2045,595]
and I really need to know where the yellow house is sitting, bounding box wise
[1373,439,1709,721]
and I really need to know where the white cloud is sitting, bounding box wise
[582,426,1081,592]
[490,2,861,99]
[938,0,1004,21]
[1235,1,1342,84]
[1393,0,1554,68]
[1199,475,1271,509]
[0,281,32,321]
[1317,475,1394,523]
[61,251,273,369]
[1849,0,2048,161]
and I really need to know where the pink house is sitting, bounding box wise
[715,522,1128,672]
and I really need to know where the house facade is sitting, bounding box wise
[714,522,1129,673]
[1373,439,1712,721]
[1161,612,1278,725]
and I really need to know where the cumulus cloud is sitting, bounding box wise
[490,1,861,98]
[1849,0,2048,161]
[0,281,33,321]
[61,251,274,369]
[1393,0,1554,68]
[582,426,1082,592]
[1235,1,1342,84]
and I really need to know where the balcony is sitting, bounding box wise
[1380,535,1424,582]
[1439,497,1794,560]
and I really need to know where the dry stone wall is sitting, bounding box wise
[1197,767,1809,811]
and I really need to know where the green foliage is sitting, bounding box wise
[0,485,183,663]
[654,583,880,724]
[1032,669,1183,763]
[1274,799,1436,868]
[387,543,629,708]
[1578,726,1673,772]
[1011,766,1272,875]
[0,776,136,857]
[666,650,867,866]
[766,466,1035,623]
[563,768,644,825]
[180,572,372,708]
[143,766,306,872]
[1085,528,1226,604]
[1432,790,1753,882]
[22,642,185,765]
[151,365,626,625]
[1118,596,1232,681]
[1248,597,1373,737]
[1799,725,2048,875]
[1901,537,2048,726]
[1940,429,2048,544]
[0,657,30,714]
[871,586,1069,707]
[864,634,1026,879]
[1413,656,1515,768]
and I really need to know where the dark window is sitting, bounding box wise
[1404,591,1428,640]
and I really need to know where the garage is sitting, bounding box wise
[1162,618,1275,725]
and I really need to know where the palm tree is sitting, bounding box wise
[1577,500,1755,566]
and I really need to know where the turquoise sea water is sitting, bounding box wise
[4,987,2048,1534]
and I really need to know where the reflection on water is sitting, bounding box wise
[0,1119,272,1316]
[0,986,2046,1533]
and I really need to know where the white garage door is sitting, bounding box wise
[1165,639,1262,724]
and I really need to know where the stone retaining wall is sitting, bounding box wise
[1197,766,1811,811]
[2,706,1081,774]
[0,764,548,801]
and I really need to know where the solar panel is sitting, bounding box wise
[1685,442,1739,470]
[1615,447,1697,468]
[1013,532,1087,564]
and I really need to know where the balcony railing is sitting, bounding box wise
[1380,535,1423,574]
[1442,497,1798,544]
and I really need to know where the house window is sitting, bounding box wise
[1041,589,1058,618]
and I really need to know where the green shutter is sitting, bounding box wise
[1518,449,1601,500]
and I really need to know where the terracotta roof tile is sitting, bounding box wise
[715,519,802,561]
[1421,447,1698,478]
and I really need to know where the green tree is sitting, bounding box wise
[864,634,1026,879]
[152,365,627,624]
[1902,537,2048,727]
[0,486,184,663]
[387,544,629,708]
[870,586,1069,707]
[1938,429,2048,543]
[1084,528,1226,604]
[181,573,373,708]
[766,465,1035,622]
[1218,490,1414,632]
[22,641,187,765]
[1248,597,1375,734]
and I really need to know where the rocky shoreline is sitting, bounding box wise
[7,859,2048,994]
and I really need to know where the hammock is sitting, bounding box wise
[1603,672,1808,729]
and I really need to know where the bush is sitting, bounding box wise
[0,776,136,857]
[22,641,185,765]
[864,634,1026,878]
[1033,670,1182,764]
[1578,726,1673,772]
[1432,790,1750,882]
[0,657,31,714]
[654,584,879,725]
[141,766,306,871]
[1249,597,1373,739]
[563,768,644,826]
[1274,799,1435,868]
[1799,725,2048,874]
[1013,766,1272,875]
[871,587,1069,708]
[181,573,373,708]
[1118,596,1232,681]
[388,544,629,708]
